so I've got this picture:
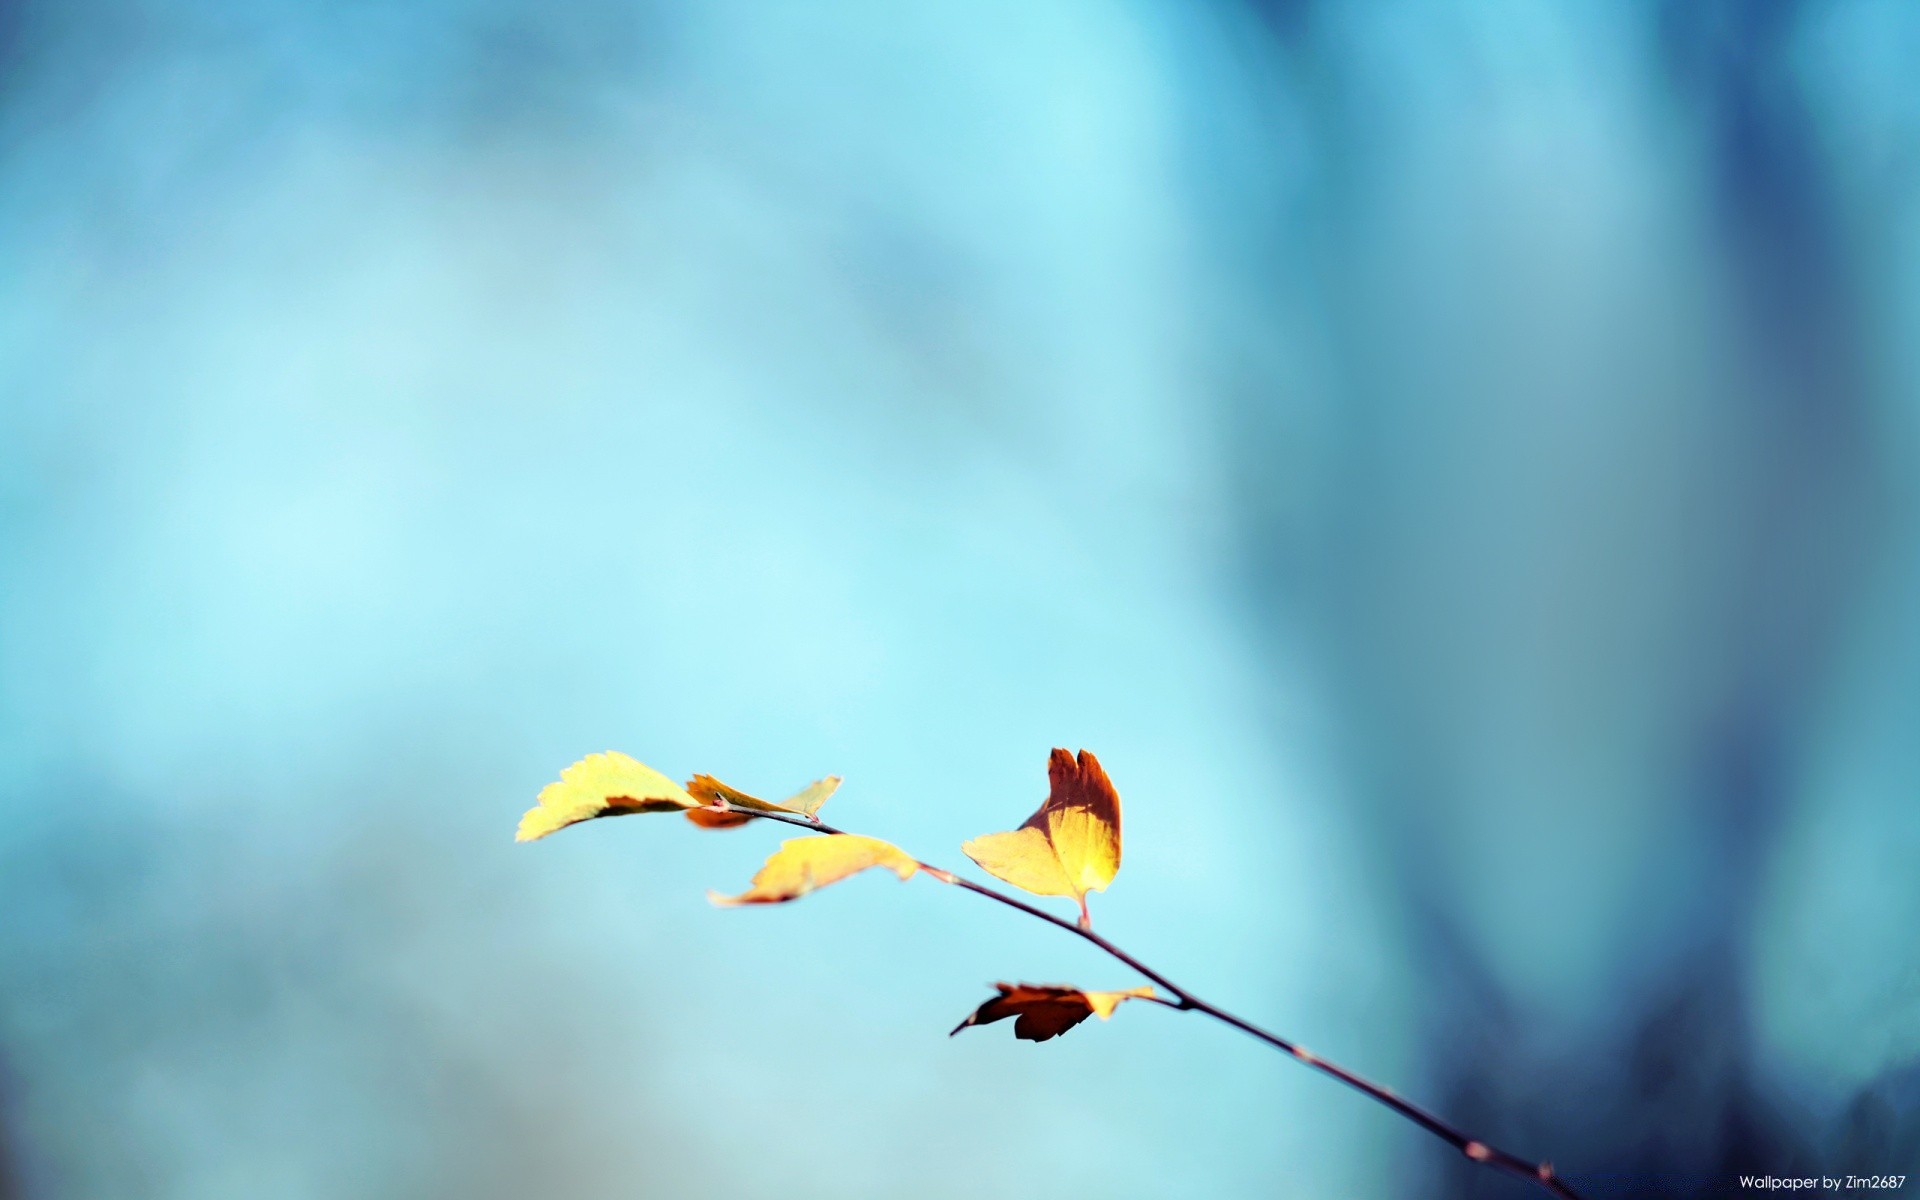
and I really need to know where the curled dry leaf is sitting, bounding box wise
[517,752,701,842]
[949,983,1157,1042]
[711,835,917,905]
[684,774,842,829]
[961,749,1120,920]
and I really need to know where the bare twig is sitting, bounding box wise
[716,804,1583,1200]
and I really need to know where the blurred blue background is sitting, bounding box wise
[3,1,1918,1196]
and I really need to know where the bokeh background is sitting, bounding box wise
[3,1,1919,1197]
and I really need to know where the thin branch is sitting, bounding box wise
[712,803,1583,1200]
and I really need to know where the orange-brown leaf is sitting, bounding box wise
[1041,749,1122,892]
[684,806,756,829]
[683,774,844,829]
[684,775,766,829]
[948,983,1156,1042]
[517,752,701,842]
[961,749,1121,903]
[710,835,917,905]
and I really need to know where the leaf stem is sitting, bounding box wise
[715,805,1583,1200]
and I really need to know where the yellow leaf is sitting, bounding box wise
[961,749,1121,918]
[956,826,1074,897]
[710,835,917,905]
[949,983,1156,1042]
[517,752,701,842]
[783,776,841,816]
[682,774,844,829]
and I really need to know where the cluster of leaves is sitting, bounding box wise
[518,746,1587,1199]
[517,747,1154,1040]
